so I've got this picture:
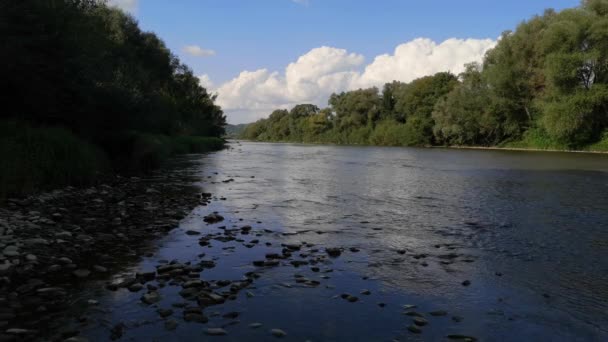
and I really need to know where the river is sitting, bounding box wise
[77,141,608,341]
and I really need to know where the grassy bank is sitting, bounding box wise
[0,121,225,198]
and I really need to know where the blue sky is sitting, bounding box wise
[112,0,580,123]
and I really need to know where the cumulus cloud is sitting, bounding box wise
[214,38,497,123]
[197,74,214,90]
[107,0,138,13]
[183,45,216,57]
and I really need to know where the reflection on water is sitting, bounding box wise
[80,142,608,341]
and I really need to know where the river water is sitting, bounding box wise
[79,141,608,341]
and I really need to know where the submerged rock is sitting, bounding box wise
[270,329,287,338]
[204,213,224,223]
[326,248,341,257]
[205,328,227,336]
[408,325,422,334]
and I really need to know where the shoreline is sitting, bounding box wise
[234,139,608,155]
[0,156,206,341]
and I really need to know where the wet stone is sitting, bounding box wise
[205,328,227,336]
[270,329,287,338]
[408,325,422,334]
[141,291,161,304]
[325,248,341,257]
[72,269,91,278]
[157,308,173,318]
[429,310,448,316]
[164,319,178,331]
[413,317,428,326]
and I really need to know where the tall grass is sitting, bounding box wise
[0,121,108,197]
[0,121,225,198]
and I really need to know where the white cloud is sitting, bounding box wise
[197,74,214,90]
[183,45,216,57]
[214,38,497,124]
[356,38,496,88]
[107,0,138,13]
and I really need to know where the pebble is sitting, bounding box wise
[157,309,173,318]
[72,269,91,278]
[462,280,471,286]
[270,329,287,338]
[164,319,178,331]
[408,325,422,334]
[249,323,263,329]
[325,248,341,257]
[141,291,161,304]
[205,328,227,336]
[2,246,19,257]
[413,317,428,326]
[429,310,448,316]
[447,334,477,341]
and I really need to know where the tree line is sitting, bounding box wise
[242,0,608,151]
[0,0,226,195]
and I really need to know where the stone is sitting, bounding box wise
[205,328,227,336]
[73,269,91,278]
[2,246,19,257]
[204,213,224,223]
[141,291,161,304]
[325,248,341,257]
[93,265,108,273]
[408,325,422,334]
[270,329,287,338]
[164,319,178,331]
[128,283,144,292]
[429,310,448,316]
[462,280,471,286]
[413,317,428,326]
[157,309,173,318]
[249,323,263,329]
[447,334,478,341]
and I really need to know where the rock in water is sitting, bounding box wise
[205,328,227,336]
[270,329,287,338]
[408,325,422,334]
[204,213,224,223]
[141,291,161,304]
[73,269,91,278]
[325,248,341,257]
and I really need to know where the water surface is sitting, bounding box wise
[80,142,608,341]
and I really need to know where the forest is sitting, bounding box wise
[242,0,608,151]
[0,0,226,196]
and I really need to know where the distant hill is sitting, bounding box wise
[224,123,248,138]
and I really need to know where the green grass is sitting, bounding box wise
[584,131,608,152]
[501,128,571,150]
[0,120,225,198]
[0,120,109,197]
[127,133,225,171]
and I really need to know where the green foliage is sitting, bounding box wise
[0,0,226,195]
[243,1,608,151]
[0,121,108,197]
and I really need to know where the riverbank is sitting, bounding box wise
[237,138,608,154]
[0,120,225,198]
[0,156,208,341]
[438,145,608,154]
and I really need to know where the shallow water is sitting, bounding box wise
[79,142,608,341]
